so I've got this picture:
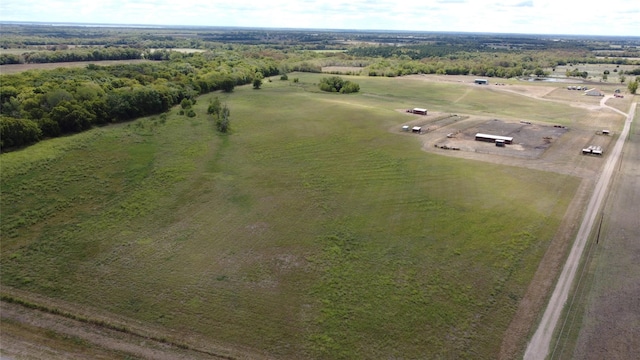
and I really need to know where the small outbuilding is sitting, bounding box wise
[412,108,428,115]
[402,125,410,132]
[412,126,422,133]
[582,145,603,155]
[474,79,488,85]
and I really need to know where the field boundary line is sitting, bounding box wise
[0,289,243,360]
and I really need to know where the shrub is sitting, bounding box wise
[318,76,360,94]
[0,117,42,150]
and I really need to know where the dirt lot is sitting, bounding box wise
[439,119,568,159]
[396,112,612,179]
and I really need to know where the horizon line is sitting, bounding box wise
[2,20,639,39]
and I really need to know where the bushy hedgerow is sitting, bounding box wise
[318,76,360,94]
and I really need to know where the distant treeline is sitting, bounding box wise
[348,44,640,78]
[348,44,493,59]
[0,46,143,65]
[350,44,640,66]
[0,51,279,150]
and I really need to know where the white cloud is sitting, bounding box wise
[0,0,638,36]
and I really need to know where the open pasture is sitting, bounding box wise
[550,63,639,83]
[1,73,584,359]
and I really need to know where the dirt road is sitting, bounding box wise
[523,101,637,360]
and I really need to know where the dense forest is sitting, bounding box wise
[1,23,639,150]
[0,50,279,149]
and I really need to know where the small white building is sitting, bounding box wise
[475,133,513,144]
[582,145,603,155]
[412,108,428,115]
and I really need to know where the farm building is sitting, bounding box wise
[411,108,428,115]
[412,126,422,133]
[475,133,513,144]
[584,88,604,96]
[474,79,488,85]
[402,125,410,132]
[582,145,603,155]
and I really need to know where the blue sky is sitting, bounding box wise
[1,0,638,36]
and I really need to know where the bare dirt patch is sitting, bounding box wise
[395,113,608,179]
[442,119,568,159]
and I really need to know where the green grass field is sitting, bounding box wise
[1,73,581,359]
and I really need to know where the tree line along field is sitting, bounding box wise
[1,72,583,359]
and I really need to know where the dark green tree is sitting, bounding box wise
[215,104,230,133]
[220,78,235,92]
[181,98,192,109]
[207,97,221,116]
[0,117,42,150]
[628,80,638,94]
[319,76,360,94]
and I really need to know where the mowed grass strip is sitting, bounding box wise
[1,73,579,359]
